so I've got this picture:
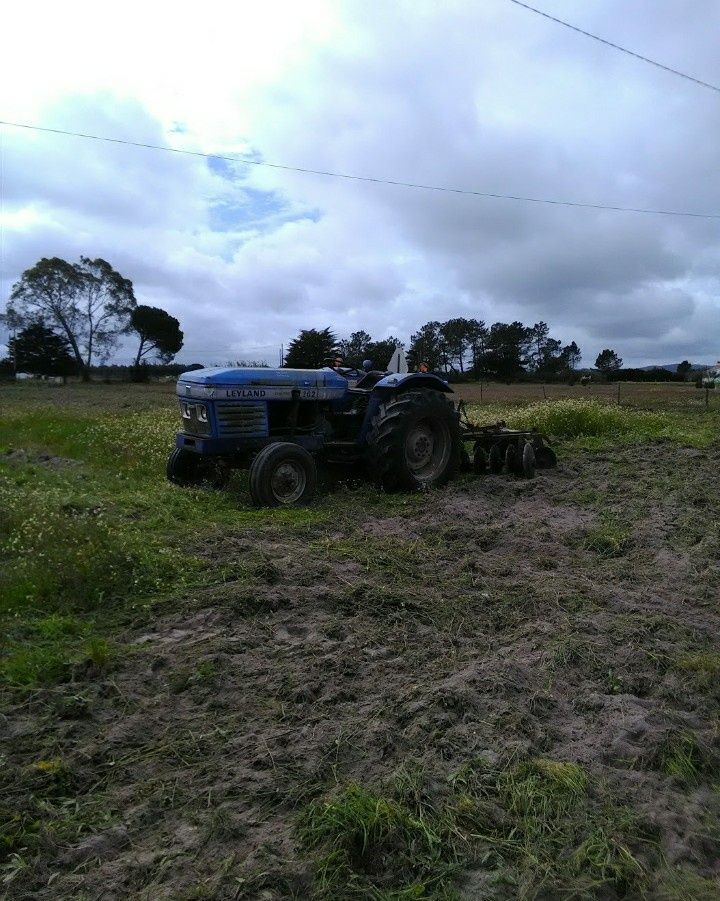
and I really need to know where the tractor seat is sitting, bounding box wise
[352,370,387,391]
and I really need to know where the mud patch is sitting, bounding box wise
[3,447,82,468]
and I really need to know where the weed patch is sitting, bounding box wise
[466,398,719,447]
[654,867,720,900]
[298,781,458,899]
[581,518,633,558]
[0,471,185,615]
[1,645,72,686]
[298,758,654,899]
[658,732,709,786]
[674,652,720,690]
[1,614,116,687]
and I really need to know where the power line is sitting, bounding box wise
[1,119,719,219]
[507,0,720,95]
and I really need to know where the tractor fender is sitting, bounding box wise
[371,372,453,394]
[357,375,453,445]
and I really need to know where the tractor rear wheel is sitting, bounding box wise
[167,448,230,489]
[366,390,461,491]
[249,442,318,507]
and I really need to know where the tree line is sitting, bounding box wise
[284,321,611,381]
[284,328,403,371]
[1,257,183,380]
[5,255,691,384]
[406,318,585,381]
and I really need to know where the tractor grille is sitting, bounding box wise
[215,401,268,437]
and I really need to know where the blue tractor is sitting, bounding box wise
[167,362,556,506]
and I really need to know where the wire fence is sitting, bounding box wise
[455,381,719,413]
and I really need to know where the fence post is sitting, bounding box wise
[542,384,547,399]
[706,387,710,409]
[617,382,621,405]
[480,382,483,403]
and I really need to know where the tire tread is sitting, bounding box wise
[366,390,461,491]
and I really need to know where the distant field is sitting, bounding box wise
[1,379,176,411]
[455,379,717,411]
[4,376,715,414]
[2,381,719,899]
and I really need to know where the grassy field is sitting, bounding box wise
[2,380,720,899]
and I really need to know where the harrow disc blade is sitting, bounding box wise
[473,444,488,474]
[488,444,504,474]
[522,442,536,479]
[534,445,558,469]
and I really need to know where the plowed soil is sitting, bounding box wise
[4,441,720,899]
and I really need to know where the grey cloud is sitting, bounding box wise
[580,288,696,339]
[4,1,720,366]
[3,97,221,229]
[237,0,720,363]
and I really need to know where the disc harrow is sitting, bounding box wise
[458,403,557,479]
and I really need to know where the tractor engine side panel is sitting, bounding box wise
[214,401,269,438]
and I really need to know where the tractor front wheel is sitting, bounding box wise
[249,442,318,507]
[366,390,461,491]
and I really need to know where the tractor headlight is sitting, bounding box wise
[178,400,212,436]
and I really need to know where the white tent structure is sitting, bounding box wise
[703,361,720,387]
[387,347,408,374]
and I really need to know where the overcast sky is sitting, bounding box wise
[1,0,719,367]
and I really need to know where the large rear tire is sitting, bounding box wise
[366,390,461,491]
[249,442,318,507]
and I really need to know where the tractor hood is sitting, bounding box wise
[177,367,348,401]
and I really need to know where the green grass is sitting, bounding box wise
[0,613,117,686]
[580,517,633,558]
[659,733,707,786]
[0,396,341,687]
[675,652,720,689]
[297,758,653,899]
